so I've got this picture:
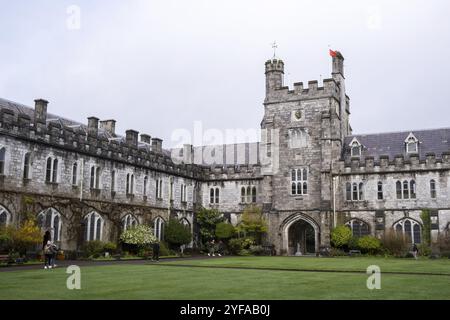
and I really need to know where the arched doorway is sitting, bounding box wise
[281,213,320,255]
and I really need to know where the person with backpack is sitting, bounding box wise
[43,241,54,269]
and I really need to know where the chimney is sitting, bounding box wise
[99,119,116,136]
[87,117,99,137]
[126,130,139,147]
[332,51,345,78]
[140,134,151,144]
[152,138,163,153]
[34,99,48,123]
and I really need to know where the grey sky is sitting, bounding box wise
[1,0,449,148]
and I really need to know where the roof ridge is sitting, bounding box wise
[347,126,450,138]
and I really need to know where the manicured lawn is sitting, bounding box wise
[0,256,449,300]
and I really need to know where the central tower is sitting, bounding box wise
[261,52,351,255]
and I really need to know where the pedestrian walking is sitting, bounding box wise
[43,241,53,269]
[152,241,160,261]
[412,243,419,260]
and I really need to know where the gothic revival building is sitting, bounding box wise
[1,51,449,255]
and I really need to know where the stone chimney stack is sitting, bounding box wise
[140,134,152,144]
[99,119,116,136]
[87,117,99,137]
[34,99,48,123]
[152,138,163,153]
[126,130,139,147]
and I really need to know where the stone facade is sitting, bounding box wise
[1,51,449,255]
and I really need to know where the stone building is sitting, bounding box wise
[1,51,449,255]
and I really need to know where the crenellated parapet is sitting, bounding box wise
[0,103,205,180]
[265,77,341,104]
[202,164,263,182]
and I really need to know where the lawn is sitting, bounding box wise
[0,256,449,300]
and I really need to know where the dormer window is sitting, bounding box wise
[405,133,418,154]
[349,138,362,157]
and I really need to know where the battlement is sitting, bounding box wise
[203,164,263,181]
[265,77,340,104]
[0,104,205,180]
[338,152,450,175]
[265,59,284,74]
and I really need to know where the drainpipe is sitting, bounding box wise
[332,176,338,228]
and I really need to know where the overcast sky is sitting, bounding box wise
[1,0,449,147]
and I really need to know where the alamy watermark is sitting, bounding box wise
[66,5,81,31]
[366,265,381,290]
[66,265,81,290]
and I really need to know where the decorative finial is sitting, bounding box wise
[271,41,278,59]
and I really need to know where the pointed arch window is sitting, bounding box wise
[405,133,418,153]
[122,214,138,231]
[0,205,11,227]
[154,217,165,241]
[111,170,116,192]
[72,162,78,186]
[394,218,421,244]
[37,208,62,242]
[156,178,163,199]
[345,219,370,238]
[345,182,352,201]
[84,212,103,241]
[143,176,148,197]
[377,181,383,200]
[396,179,416,199]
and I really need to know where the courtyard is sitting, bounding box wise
[1,256,449,300]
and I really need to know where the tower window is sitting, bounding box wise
[291,168,308,195]
[377,181,383,200]
[430,179,436,198]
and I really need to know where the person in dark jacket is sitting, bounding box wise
[43,241,53,269]
[42,231,51,250]
[152,241,160,261]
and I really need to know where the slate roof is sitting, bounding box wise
[343,128,450,162]
[0,97,156,151]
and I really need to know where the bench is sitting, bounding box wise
[0,254,11,265]
[349,250,362,256]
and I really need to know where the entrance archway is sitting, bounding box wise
[280,213,320,255]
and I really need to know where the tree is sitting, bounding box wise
[164,219,192,255]
[120,225,157,249]
[237,205,268,245]
[420,209,431,246]
[0,220,42,256]
[215,222,235,240]
[196,207,224,244]
[331,225,352,249]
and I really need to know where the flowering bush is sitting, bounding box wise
[120,225,157,247]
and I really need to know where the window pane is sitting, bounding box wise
[403,181,409,199]
[410,180,416,199]
[303,169,307,181]
[346,183,351,201]
[413,224,421,244]
[291,182,296,195]
[396,181,402,199]
[96,218,101,240]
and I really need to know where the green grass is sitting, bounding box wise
[0,256,449,300]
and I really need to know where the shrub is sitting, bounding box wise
[331,225,352,249]
[159,241,172,257]
[381,230,410,257]
[228,238,244,255]
[82,240,105,258]
[164,219,192,253]
[196,207,224,244]
[329,248,347,257]
[0,220,42,256]
[357,236,381,255]
[237,249,251,256]
[437,233,450,256]
[215,222,235,240]
[120,225,157,248]
[103,242,117,253]
[417,244,432,257]
[420,209,431,246]
[249,245,265,256]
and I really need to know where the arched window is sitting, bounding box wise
[37,208,62,242]
[0,147,5,175]
[345,182,351,201]
[122,214,138,231]
[46,158,52,182]
[96,167,101,189]
[143,176,148,196]
[154,217,165,241]
[358,182,364,200]
[430,179,436,198]
[210,188,215,204]
[394,218,421,244]
[215,188,220,204]
[72,162,78,185]
[345,219,370,238]
[396,181,402,199]
[111,170,116,192]
[23,152,32,180]
[252,186,257,203]
[156,179,163,199]
[377,182,383,200]
[84,212,103,241]
[352,183,358,201]
[0,205,11,227]
[52,158,58,183]
[241,187,246,203]
[246,186,251,203]
[403,180,409,199]
[180,218,190,228]
[90,167,95,188]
